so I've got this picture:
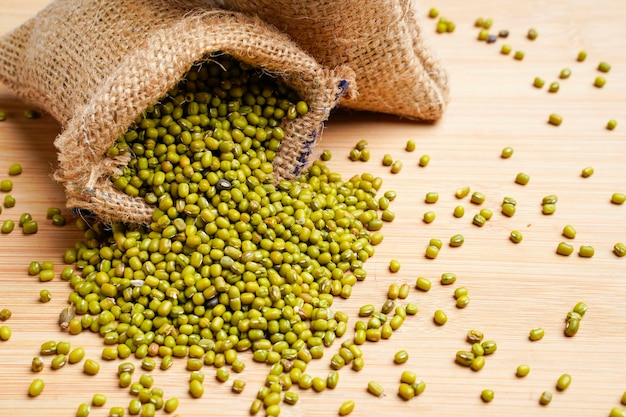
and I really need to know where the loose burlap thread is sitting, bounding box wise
[0,0,355,224]
[216,0,450,120]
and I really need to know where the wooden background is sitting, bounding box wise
[1,1,625,416]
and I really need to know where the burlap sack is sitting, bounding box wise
[215,0,450,120]
[0,0,355,224]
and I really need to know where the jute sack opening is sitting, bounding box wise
[0,0,355,224]
[216,0,450,120]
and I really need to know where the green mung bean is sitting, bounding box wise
[76,403,90,417]
[382,154,393,166]
[83,359,100,375]
[405,140,416,152]
[557,242,574,256]
[556,373,572,391]
[472,214,485,227]
[548,113,562,126]
[391,160,403,173]
[594,76,606,88]
[529,328,544,341]
[8,163,22,176]
[470,192,485,205]
[0,308,10,321]
[579,245,594,257]
[500,44,512,55]
[481,389,495,402]
[418,154,430,167]
[542,203,556,215]
[612,193,626,204]
[450,234,465,248]
[31,356,44,372]
[532,77,545,88]
[610,407,626,417]
[1,220,14,234]
[614,242,626,257]
[0,179,12,192]
[423,211,436,224]
[441,272,457,285]
[549,81,560,93]
[598,61,611,73]
[29,378,45,397]
[0,325,11,341]
[394,350,409,364]
[559,68,571,79]
[425,244,439,259]
[339,400,355,416]
[516,364,530,377]
[577,51,587,61]
[0,110,6,121]
[539,391,552,405]
[607,119,617,130]
[367,380,384,397]
[514,51,525,60]
[453,205,465,218]
[425,192,439,204]
[562,225,576,239]
[433,310,447,325]
[3,194,15,208]
[564,317,580,337]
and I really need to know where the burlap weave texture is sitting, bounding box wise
[0,0,354,224]
[216,0,450,120]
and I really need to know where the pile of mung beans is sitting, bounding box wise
[56,54,388,416]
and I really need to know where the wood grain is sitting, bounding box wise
[0,1,625,416]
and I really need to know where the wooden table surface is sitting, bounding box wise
[1,1,625,416]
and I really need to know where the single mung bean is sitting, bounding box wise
[189,379,204,398]
[610,407,626,417]
[482,340,497,355]
[91,393,107,407]
[51,354,67,370]
[615,242,626,257]
[479,208,493,220]
[423,211,436,224]
[339,400,355,416]
[0,308,10,321]
[598,61,611,73]
[0,179,12,192]
[516,364,530,377]
[416,277,432,291]
[76,403,90,417]
[564,317,580,337]
[529,328,545,341]
[0,110,6,121]
[455,351,475,367]
[397,383,415,401]
[500,44,512,55]
[594,76,606,88]
[8,163,22,176]
[367,380,384,397]
[83,359,100,375]
[31,356,44,372]
[3,194,15,208]
[548,113,563,126]
[573,302,587,317]
[441,272,457,285]
[1,220,14,234]
[389,259,401,273]
[405,140,416,152]
[515,172,530,185]
[394,350,409,364]
[449,234,464,247]
[501,203,516,217]
[68,347,85,364]
[216,368,230,382]
[607,119,617,130]
[539,391,552,405]
[382,154,393,166]
[456,295,470,308]
[557,242,574,256]
[562,225,576,239]
[23,221,39,234]
[559,68,571,79]
[481,389,495,402]
[390,160,403,173]
[425,192,439,204]
[532,77,545,88]
[0,325,10,341]
[455,186,470,199]
[425,244,439,259]
[471,356,485,371]
[433,310,447,325]
[39,289,52,303]
[514,50,525,60]
[542,203,556,215]
[581,166,594,178]
[418,154,430,167]
[501,146,514,158]
[611,193,626,205]
[577,50,587,61]
[472,214,486,227]
[579,245,594,258]
[549,81,560,93]
[453,205,464,218]
[556,373,572,391]
[470,192,485,205]
[29,378,45,397]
